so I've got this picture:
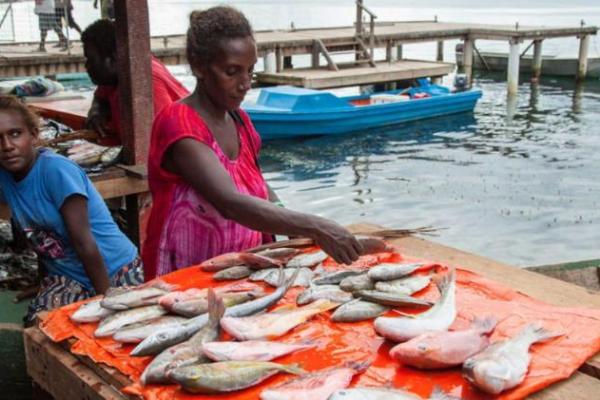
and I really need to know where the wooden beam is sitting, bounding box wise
[532,39,543,80]
[436,40,444,61]
[577,34,590,80]
[462,37,474,87]
[507,38,521,95]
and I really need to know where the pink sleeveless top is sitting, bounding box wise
[142,102,270,280]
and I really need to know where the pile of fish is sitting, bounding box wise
[0,220,38,290]
[69,237,562,398]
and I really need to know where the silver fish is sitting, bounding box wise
[296,284,353,305]
[95,305,167,337]
[256,248,300,263]
[202,340,314,362]
[286,250,328,268]
[331,299,388,322]
[463,323,562,394]
[313,269,364,285]
[264,267,313,287]
[249,268,279,282]
[374,269,456,342]
[213,266,253,281]
[329,386,457,400]
[131,267,299,356]
[339,273,374,292]
[368,262,424,282]
[140,290,224,385]
[100,281,173,311]
[70,298,114,323]
[112,316,188,343]
[168,361,304,394]
[171,290,263,318]
[374,275,431,295]
[354,290,433,308]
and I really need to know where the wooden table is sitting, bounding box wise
[23,224,600,400]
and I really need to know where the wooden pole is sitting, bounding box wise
[113,0,153,247]
[437,40,444,61]
[577,34,590,81]
[356,0,363,37]
[507,38,521,96]
[532,39,543,81]
[463,37,474,88]
[264,50,276,73]
[397,44,403,60]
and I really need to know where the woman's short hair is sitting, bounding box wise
[0,95,40,133]
[186,6,254,68]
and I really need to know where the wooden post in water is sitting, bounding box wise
[462,37,474,88]
[532,40,543,81]
[113,1,153,246]
[507,38,521,96]
[577,34,590,81]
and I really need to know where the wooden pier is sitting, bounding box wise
[0,20,597,91]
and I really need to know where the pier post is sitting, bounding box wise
[264,50,277,73]
[577,34,590,81]
[507,38,521,96]
[437,41,444,61]
[462,37,474,87]
[397,44,403,60]
[531,40,543,81]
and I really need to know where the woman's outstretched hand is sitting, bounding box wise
[310,218,363,265]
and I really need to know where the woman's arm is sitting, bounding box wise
[165,139,362,265]
[60,194,110,294]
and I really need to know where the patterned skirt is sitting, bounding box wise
[24,257,144,324]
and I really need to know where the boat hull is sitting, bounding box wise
[246,89,482,140]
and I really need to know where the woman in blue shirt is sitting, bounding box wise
[0,95,143,324]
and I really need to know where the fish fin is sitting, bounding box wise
[390,309,418,318]
[472,316,498,334]
[283,266,301,289]
[305,298,340,312]
[281,363,305,375]
[430,386,460,400]
[522,322,564,344]
[272,304,297,313]
[207,289,225,326]
[432,267,455,294]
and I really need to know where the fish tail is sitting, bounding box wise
[305,298,340,313]
[433,267,455,294]
[472,316,498,334]
[520,322,564,344]
[281,363,305,375]
[430,386,460,400]
[207,289,225,326]
[283,266,301,289]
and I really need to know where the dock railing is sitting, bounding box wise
[355,0,377,64]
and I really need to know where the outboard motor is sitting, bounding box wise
[453,74,468,92]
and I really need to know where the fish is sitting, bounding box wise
[213,266,253,281]
[100,281,174,310]
[131,268,299,356]
[168,361,304,394]
[202,340,314,362]
[354,290,433,308]
[264,267,313,287]
[330,299,388,322]
[260,366,356,400]
[286,250,328,268]
[70,298,114,323]
[140,289,225,385]
[172,289,264,317]
[296,284,354,305]
[356,236,395,254]
[463,323,562,394]
[374,269,456,342]
[249,268,279,282]
[390,317,497,369]
[312,269,364,285]
[200,252,281,272]
[221,299,339,340]
[100,145,122,165]
[256,248,300,263]
[367,262,424,282]
[112,315,188,343]
[374,275,431,295]
[339,273,374,292]
[329,386,457,400]
[94,305,168,338]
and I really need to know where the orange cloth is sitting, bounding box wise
[41,250,600,400]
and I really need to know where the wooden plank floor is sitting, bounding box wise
[23,224,600,399]
[1,21,596,77]
[255,59,454,88]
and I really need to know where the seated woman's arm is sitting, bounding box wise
[60,194,110,294]
[165,138,362,265]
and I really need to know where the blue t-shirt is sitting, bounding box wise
[0,149,138,291]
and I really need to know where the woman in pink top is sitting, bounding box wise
[143,6,362,280]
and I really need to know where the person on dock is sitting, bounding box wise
[81,19,189,144]
[34,0,68,52]
[55,0,82,37]
[93,0,114,20]
[0,95,144,325]
[142,6,363,280]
